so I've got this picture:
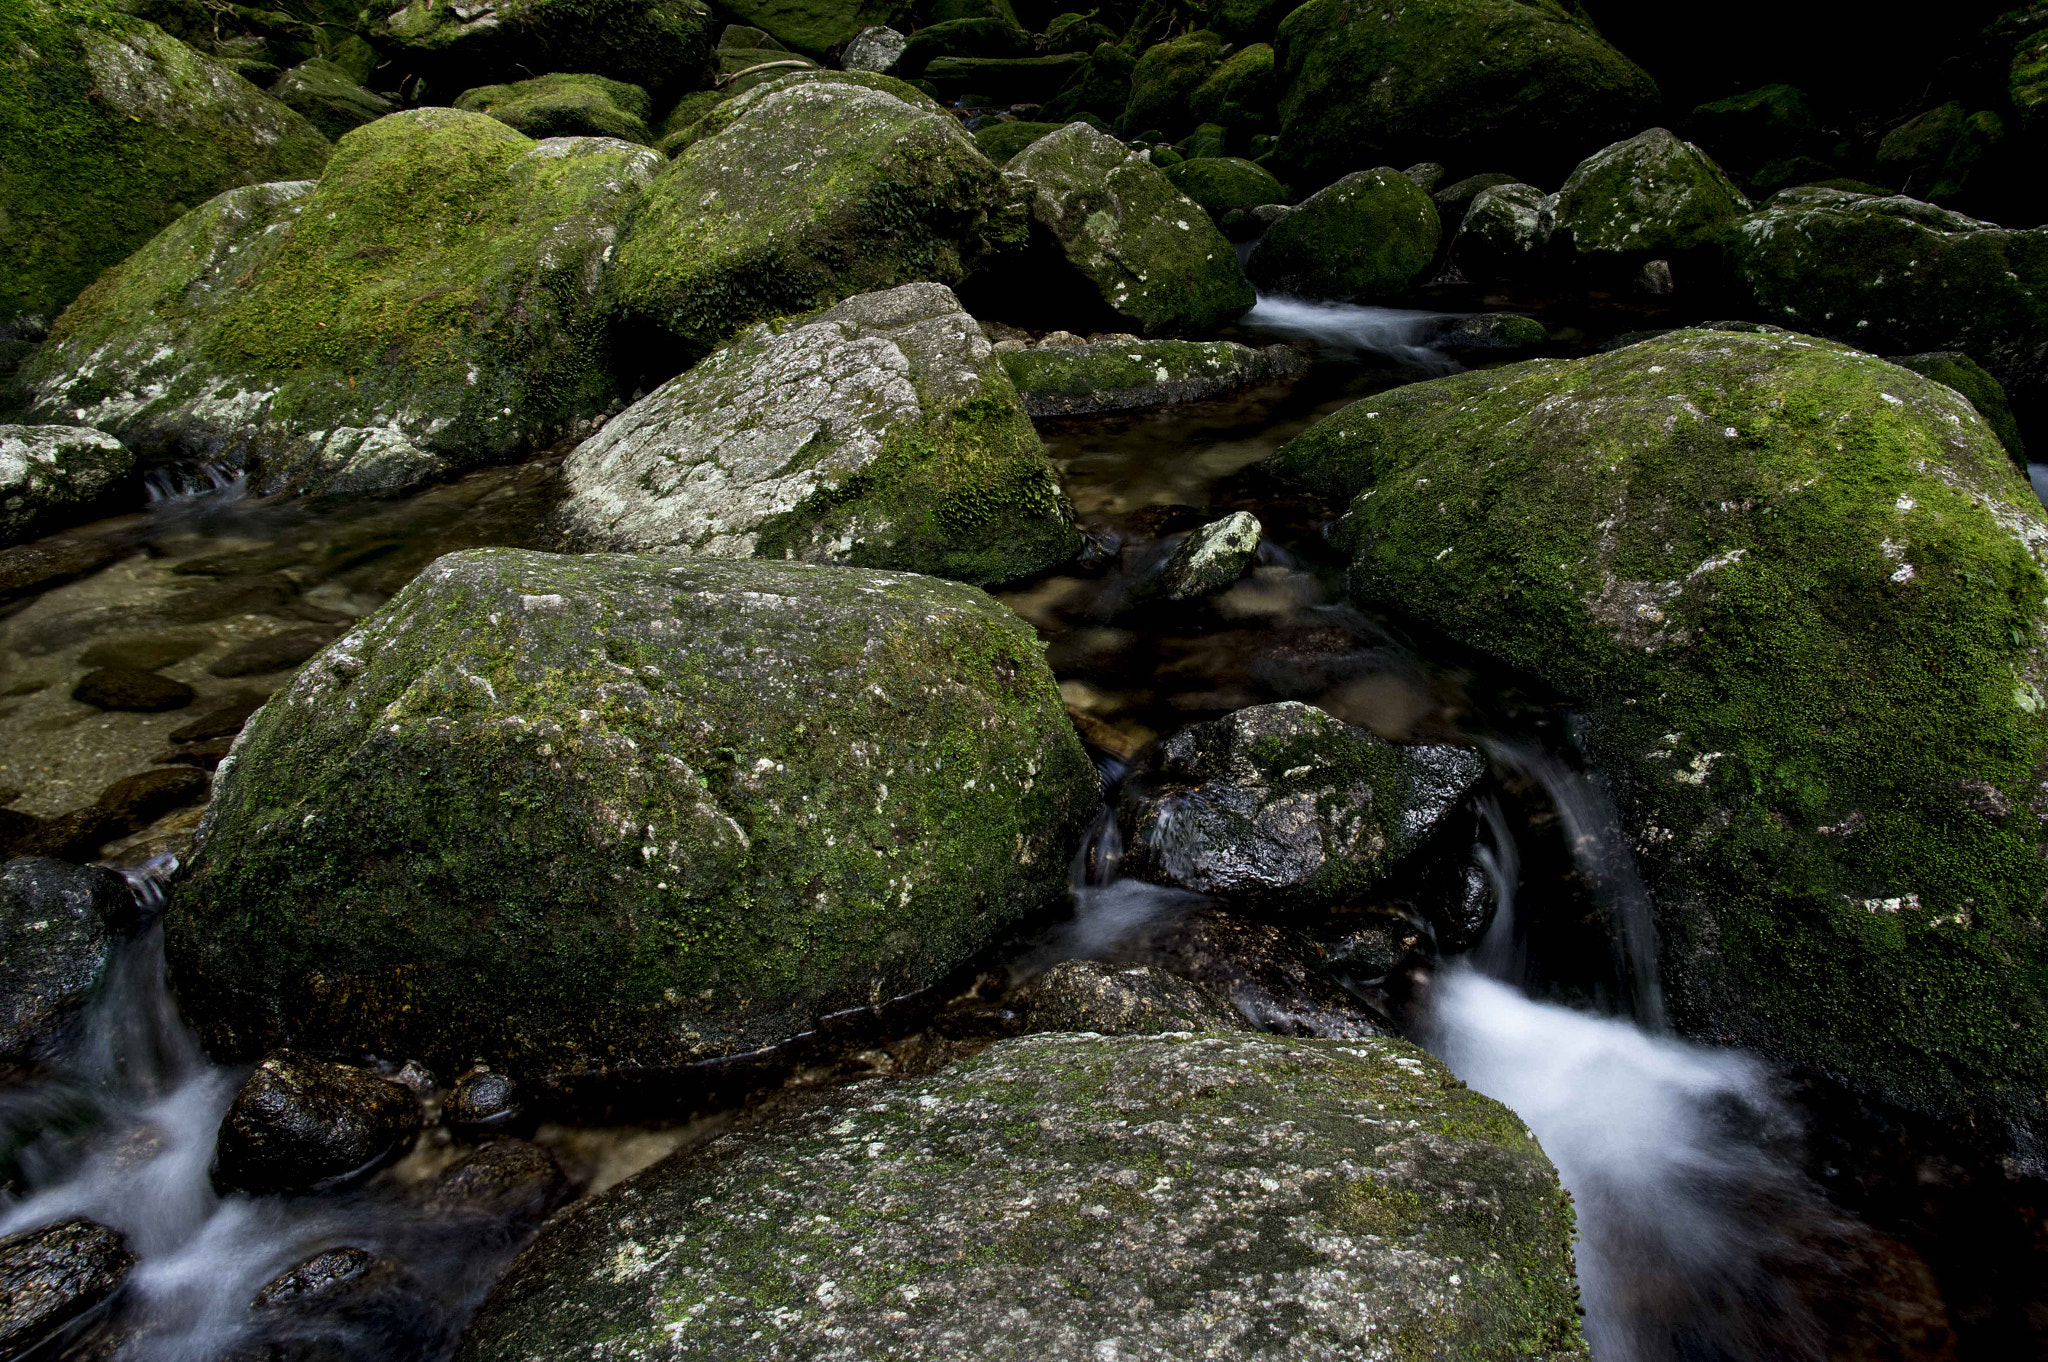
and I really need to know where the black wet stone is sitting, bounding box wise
[70,666,194,712]
[212,1052,422,1194]
[0,536,124,600]
[252,1246,381,1308]
[0,1218,135,1356]
[1118,907,1392,1038]
[1013,959,1248,1035]
[0,857,133,1061]
[429,1139,569,1223]
[442,1066,521,1131]
[94,767,209,833]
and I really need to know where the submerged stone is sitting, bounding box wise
[167,551,1099,1078]
[556,283,1076,586]
[456,1032,1587,1361]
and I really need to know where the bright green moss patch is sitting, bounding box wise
[1165,155,1288,215]
[454,71,654,142]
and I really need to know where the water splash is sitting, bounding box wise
[143,462,247,510]
[1239,296,1464,374]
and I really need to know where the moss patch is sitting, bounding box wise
[454,72,654,143]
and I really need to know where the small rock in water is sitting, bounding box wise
[0,535,124,600]
[430,1139,570,1223]
[1434,313,1549,355]
[0,858,134,1062]
[252,1246,382,1308]
[207,627,337,678]
[1318,909,1429,981]
[1013,959,1248,1034]
[212,1052,422,1194]
[93,767,209,835]
[1121,907,1390,1038]
[167,693,268,744]
[241,1245,443,1362]
[442,1064,522,1131]
[70,666,194,713]
[1141,511,1261,602]
[0,1218,135,1357]
[78,632,210,673]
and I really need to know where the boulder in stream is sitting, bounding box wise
[0,1218,135,1357]
[996,337,1304,417]
[1550,128,1751,274]
[0,858,134,1063]
[211,1052,423,1194]
[168,551,1100,1079]
[555,283,1077,586]
[0,426,133,548]
[1245,167,1441,302]
[1137,510,1263,602]
[455,1032,1588,1361]
[1273,327,2048,1145]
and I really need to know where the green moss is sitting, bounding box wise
[0,0,330,334]
[454,71,654,143]
[378,0,715,100]
[1891,351,2026,465]
[1116,28,1221,137]
[1187,41,1274,134]
[971,119,1063,164]
[711,0,906,58]
[1245,165,1437,300]
[1273,329,2048,1138]
[1551,127,1749,264]
[1038,39,1133,123]
[270,57,393,141]
[1164,155,1286,214]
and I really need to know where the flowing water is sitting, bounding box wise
[2,301,2039,1358]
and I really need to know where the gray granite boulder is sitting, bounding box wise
[0,426,131,548]
[1451,181,1552,284]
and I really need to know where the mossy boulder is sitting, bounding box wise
[269,58,394,141]
[997,336,1305,415]
[971,118,1062,164]
[1117,28,1222,138]
[1037,40,1132,123]
[1273,329,2048,1142]
[1890,350,2027,464]
[893,14,1027,76]
[377,0,714,100]
[1005,122,1254,334]
[922,52,1086,103]
[1041,10,1112,51]
[0,425,132,546]
[712,0,908,58]
[1449,181,1550,284]
[21,110,659,496]
[0,0,331,337]
[556,283,1077,585]
[1164,155,1287,216]
[166,549,1100,1078]
[607,74,1009,371]
[1874,103,2010,215]
[1187,41,1276,135]
[1684,83,1824,179]
[454,72,653,143]
[1246,166,1439,301]
[659,68,935,157]
[455,1032,1588,1362]
[1728,186,2048,408]
[1550,127,1750,270]
[1272,0,1659,189]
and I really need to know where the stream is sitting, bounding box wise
[3,299,2043,1360]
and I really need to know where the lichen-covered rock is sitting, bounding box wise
[269,58,394,141]
[211,1051,423,1194]
[712,0,906,58]
[556,284,1077,586]
[1188,41,1276,134]
[454,72,653,143]
[1142,510,1262,601]
[0,858,134,1062]
[1272,329,2048,1142]
[608,75,1008,369]
[0,425,132,546]
[167,551,1100,1078]
[1450,181,1551,284]
[21,112,658,497]
[1164,155,1288,216]
[0,1219,134,1357]
[1119,701,1484,907]
[1890,350,2026,464]
[1246,166,1439,301]
[1727,186,2048,408]
[0,0,331,337]
[841,24,907,72]
[1006,123,1253,335]
[997,337,1305,416]
[1551,127,1751,269]
[1117,28,1222,138]
[1013,959,1248,1034]
[377,0,714,100]
[1272,0,1659,188]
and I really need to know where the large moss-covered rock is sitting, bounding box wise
[377,0,714,100]
[1164,155,1287,215]
[1728,186,2048,408]
[1891,350,2026,464]
[21,110,658,496]
[167,550,1100,1078]
[556,284,1077,585]
[0,0,331,337]
[1273,329,2048,1142]
[1188,41,1276,134]
[456,1032,1588,1362]
[608,75,1009,370]
[1117,28,1222,138]
[713,0,907,58]
[454,72,653,143]
[269,58,394,141]
[1272,0,1659,189]
[997,336,1304,416]
[1550,127,1750,269]
[1246,166,1439,300]
[971,118,1061,164]
[1005,122,1253,334]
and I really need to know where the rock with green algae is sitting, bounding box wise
[555,283,1078,586]
[1551,127,1750,269]
[376,0,714,100]
[1246,166,1439,301]
[1450,181,1551,284]
[0,0,331,338]
[1271,329,2048,1145]
[1117,28,1222,138]
[607,74,1009,371]
[1164,155,1288,216]
[709,0,908,59]
[454,72,653,144]
[453,1032,1589,1362]
[1187,41,1277,134]
[970,118,1062,164]
[269,58,394,141]
[997,336,1305,416]
[165,549,1100,1078]
[1727,186,2048,408]
[1890,350,2026,464]
[19,110,659,497]
[1004,122,1254,335]
[1272,0,1658,189]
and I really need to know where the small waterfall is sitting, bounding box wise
[143,462,247,510]
[1239,296,1463,374]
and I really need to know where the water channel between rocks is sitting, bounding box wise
[3,302,2044,1361]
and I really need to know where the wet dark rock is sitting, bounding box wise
[157,573,298,625]
[252,1246,383,1308]
[2,809,122,863]
[0,536,123,600]
[1012,959,1248,1034]
[78,633,209,673]
[1449,181,1550,285]
[70,667,194,713]
[206,627,337,678]
[0,858,133,1061]
[212,1052,422,1194]
[429,1139,569,1222]
[458,1032,1585,1361]
[1118,906,1390,1038]
[441,1065,521,1131]
[1434,170,1522,223]
[156,737,236,772]
[1119,700,1485,909]
[0,1218,135,1357]
[1318,909,1429,982]
[94,767,210,832]
[1435,313,1549,356]
[166,693,267,743]
[241,1244,443,1362]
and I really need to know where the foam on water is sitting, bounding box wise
[1239,295,1464,374]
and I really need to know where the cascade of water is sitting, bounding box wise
[1238,295,1464,374]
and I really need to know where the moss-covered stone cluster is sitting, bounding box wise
[456,1032,1588,1361]
[454,71,653,143]
[376,0,715,101]
[1273,329,2048,1141]
[167,549,1101,1078]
